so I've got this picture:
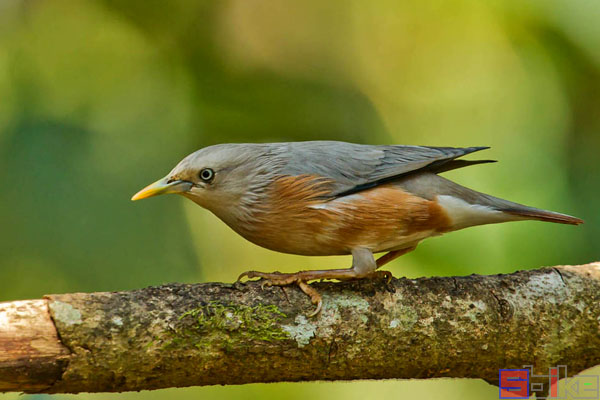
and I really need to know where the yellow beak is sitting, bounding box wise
[131,177,193,201]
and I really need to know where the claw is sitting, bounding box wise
[370,270,393,284]
[307,298,323,318]
[382,270,393,284]
[236,271,251,282]
[297,281,323,318]
[260,280,272,290]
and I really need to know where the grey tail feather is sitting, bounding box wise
[503,208,584,225]
[431,159,497,174]
[424,173,584,226]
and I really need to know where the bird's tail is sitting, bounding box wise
[459,186,584,226]
[407,173,584,228]
[502,207,583,225]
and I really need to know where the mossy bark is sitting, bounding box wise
[1,263,599,393]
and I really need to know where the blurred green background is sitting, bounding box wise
[0,0,598,399]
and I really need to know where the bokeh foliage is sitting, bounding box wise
[0,0,598,399]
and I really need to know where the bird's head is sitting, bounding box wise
[131,144,277,216]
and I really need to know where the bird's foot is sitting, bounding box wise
[366,269,393,284]
[237,270,323,317]
[238,270,304,287]
[237,269,393,317]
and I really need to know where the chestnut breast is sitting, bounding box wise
[236,175,452,256]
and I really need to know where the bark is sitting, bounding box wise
[0,262,599,394]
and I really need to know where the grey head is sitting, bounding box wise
[131,143,290,223]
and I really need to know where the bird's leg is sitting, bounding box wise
[238,248,384,284]
[237,248,392,317]
[376,246,416,268]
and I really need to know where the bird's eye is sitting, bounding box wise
[199,168,215,182]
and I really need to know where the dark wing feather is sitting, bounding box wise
[277,141,490,198]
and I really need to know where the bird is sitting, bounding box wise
[131,141,583,315]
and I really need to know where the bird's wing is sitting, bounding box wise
[278,141,490,198]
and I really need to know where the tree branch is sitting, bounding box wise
[1,262,599,393]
